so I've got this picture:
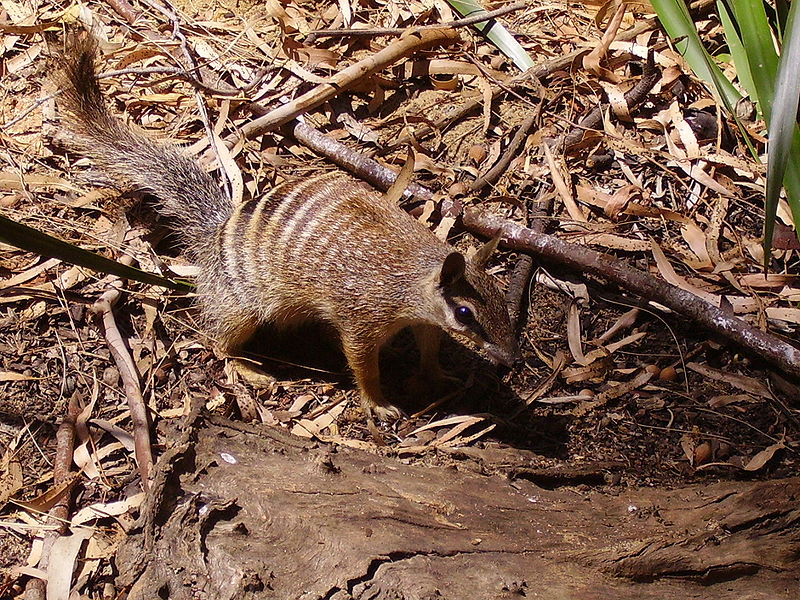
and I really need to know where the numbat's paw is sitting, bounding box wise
[363,399,406,422]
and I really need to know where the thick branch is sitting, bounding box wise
[463,209,800,379]
[237,28,460,140]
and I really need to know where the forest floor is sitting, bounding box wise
[0,0,798,598]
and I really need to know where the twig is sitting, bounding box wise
[235,28,461,140]
[90,258,154,490]
[104,0,142,25]
[290,121,432,205]
[505,199,551,334]
[462,209,800,379]
[306,1,528,41]
[560,50,660,150]
[24,393,81,600]
[468,111,539,192]
[506,254,535,334]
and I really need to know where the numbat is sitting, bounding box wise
[56,36,518,420]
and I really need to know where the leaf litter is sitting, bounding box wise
[0,0,798,595]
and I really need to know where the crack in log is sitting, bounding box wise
[638,562,762,584]
[343,548,541,595]
[285,489,363,497]
[722,509,799,535]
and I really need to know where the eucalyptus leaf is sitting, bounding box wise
[651,0,741,110]
[0,213,192,291]
[447,0,535,72]
[765,0,800,256]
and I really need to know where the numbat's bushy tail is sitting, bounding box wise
[56,33,518,421]
[57,35,232,247]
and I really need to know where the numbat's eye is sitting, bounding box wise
[455,305,474,325]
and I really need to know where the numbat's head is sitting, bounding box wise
[425,243,518,368]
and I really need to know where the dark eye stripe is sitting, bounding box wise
[447,300,490,343]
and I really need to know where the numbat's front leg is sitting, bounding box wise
[342,334,404,421]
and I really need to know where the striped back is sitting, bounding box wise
[206,173,451,325]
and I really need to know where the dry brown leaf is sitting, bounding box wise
[19,300,46,321]
[433,417,486,446]
[535,271,590,302]
[46,528,94,600]
[0,370,40,382]
[572,369,654,416]
[537,394,593,404]
[708,394,754,408]
[6,39,40,74]
[693,441,713,466]
[0,171,77,192]
[766,307,800,326]
[687,362,772,399]
[596,308,640,343]
[604,185,638,219]
[0,20,61,34]
[311,402,346,430]
[113,47,164,70]
[407,415,482,437]
[290,419,319,438]
[576,184,689,223]
[0,449,23,508]
[566,301,586,365]
[562,356,613,384]
[570,232,650,252]
[778,286,800,302]
[1,0,33,23]
[544,143,586,222]
[738,273,794,290]
[599,81,629,118]
[478,73,493,134]
[650,239,720,305]
[128,92,190,107]
[743,441,785,471]
[440,423,496,447]
[434,216,456,241]
[679,159,735,198]
[383,146,415,206]
[602,331,647,354]
[73,391,100,479]
[72,493,145,526]
[680,222,713,270]
[266,0,306,33]
[90,419,135,452]
[12,472,81,514]
[211,129,244,205]
[680,434,696,466]
[674,114,700,159]
[524,350,568,405]
[583,2,625,82]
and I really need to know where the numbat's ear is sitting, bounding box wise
[472,233,501,268]
[439,252,466,286]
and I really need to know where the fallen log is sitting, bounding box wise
[115,417,799,599]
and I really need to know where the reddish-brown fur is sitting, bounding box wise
[56,35,518,420]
